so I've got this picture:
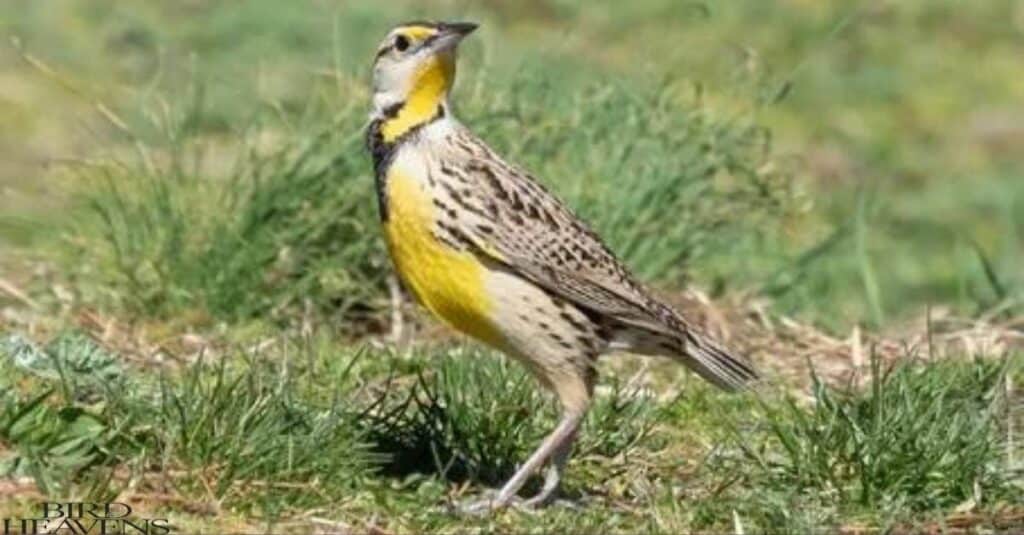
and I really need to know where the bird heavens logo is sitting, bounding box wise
[1,502,171,535]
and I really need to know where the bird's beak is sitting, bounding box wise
[429,22,478,52]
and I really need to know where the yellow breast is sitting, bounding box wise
[384,168,505,349]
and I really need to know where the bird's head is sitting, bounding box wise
[370,20,477,136]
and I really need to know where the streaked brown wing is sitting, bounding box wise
[438,131,684,338]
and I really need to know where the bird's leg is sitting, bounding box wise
[496,409,582,506]
[458,409,583,514]
[387,274,408,348]
[521,425,576,508]
[456,363,595,515]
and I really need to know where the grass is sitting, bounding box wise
[70,97,388,326]
[700,355,1023,530]
[0,333,1020,533]
[2,0,1024,532]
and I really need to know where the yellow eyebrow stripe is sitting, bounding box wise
[397,25,437,41]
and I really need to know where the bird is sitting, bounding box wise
[364,20,758,512]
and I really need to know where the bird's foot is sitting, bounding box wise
[451,487,577,515]
[451,489,510,515]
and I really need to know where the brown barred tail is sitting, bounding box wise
[610,325,758,391]
[680,330,758,391]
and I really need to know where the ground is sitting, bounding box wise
[1,1,1022,533]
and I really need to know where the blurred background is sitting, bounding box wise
[1,0,1021,330]
[0,1,1022,533]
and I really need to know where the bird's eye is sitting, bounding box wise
[394,35,410,52]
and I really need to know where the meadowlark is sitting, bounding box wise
[365,20,758,512]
